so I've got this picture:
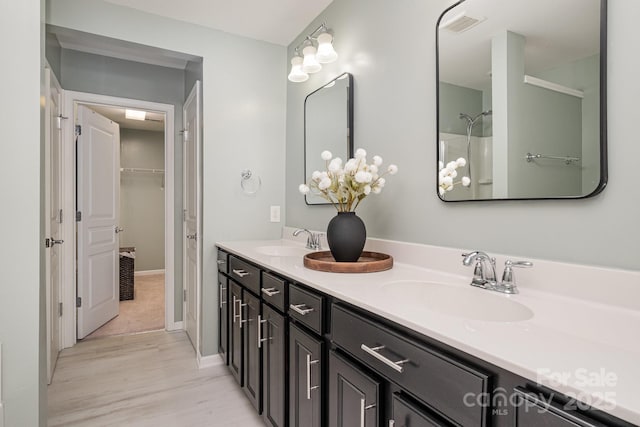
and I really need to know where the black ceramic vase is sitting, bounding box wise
[326,212,366,262]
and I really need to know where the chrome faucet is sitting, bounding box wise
[293,228,322,250]
[462,251,497,288]
[462,251,532,294]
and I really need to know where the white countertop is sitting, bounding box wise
[216,235,640,425]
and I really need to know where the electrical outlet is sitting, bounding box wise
[270,206,281,223]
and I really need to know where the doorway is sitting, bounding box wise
[80,104,167,339]
[59,91,179,348]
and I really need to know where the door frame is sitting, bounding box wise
[61,91,179,348]
[182,81,202,358]
[44,63,63,382]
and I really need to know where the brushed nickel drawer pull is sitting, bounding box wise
[360,399,376,427]
[239,301,248,328]
[232,296,240,323]
[261,287,281,297]
[360,344,409,373]
[217,259,226,265]
[257,315,269,348]
[306,354,319,400]
[290,303,314,316]
[219,286,226,308]
[232,269,250,278]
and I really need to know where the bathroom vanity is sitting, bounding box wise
[216,233,639,427]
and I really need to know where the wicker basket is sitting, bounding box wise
[119,247,135,301]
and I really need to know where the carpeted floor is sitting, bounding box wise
[85,273,165,340]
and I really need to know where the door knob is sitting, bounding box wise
[45,238,64,248]
[115,226,124,234]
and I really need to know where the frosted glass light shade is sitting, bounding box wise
[316,32,338,63]
[288,56,309,82]
[302,45,322,74]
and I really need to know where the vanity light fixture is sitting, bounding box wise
[288,53,309,82]
[288,23,338,83]
[302,40,322,74]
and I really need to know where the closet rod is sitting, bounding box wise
[120,167,165,174]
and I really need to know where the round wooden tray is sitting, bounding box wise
[303,251,393,273]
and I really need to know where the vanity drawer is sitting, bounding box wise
[514,388,607,427]
[217,249,228,274]
[289,284,324,335]
[261,272,286,312]
[229,256,261,295]
[331,304,489,427]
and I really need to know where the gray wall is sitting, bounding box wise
[59,48,186,321]
[45,31,62,78]
[0,0,45,425]
[537,55,600,194]
[286,0,640,272]
[119,129,165,271]
[48,0,287,358]
[439,82,484,136]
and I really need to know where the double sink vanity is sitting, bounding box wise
[215,229,640,427]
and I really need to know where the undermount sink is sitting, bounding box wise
[381,281,534,322]
[254,245,308,257]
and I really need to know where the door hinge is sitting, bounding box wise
[183,209,187,222]
[56,114,68,130]
[183,289,187,302]
[76,211,82,222]
[76,297,82,308]
[59,209,63,224]
[75,125,82,136]
[58,302,63,317]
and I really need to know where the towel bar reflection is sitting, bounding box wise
[525,153,580,165]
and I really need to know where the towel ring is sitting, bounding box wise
[240,169,261,195]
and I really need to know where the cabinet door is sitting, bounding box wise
[229,281,242,384]
[290,323,323,427]
[262,304,286,427]
[391,393,448,427]
[242,290,261,412]
[329,351,381,427]
[218,273,228,365]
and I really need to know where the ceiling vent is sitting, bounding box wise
[440,12,485,33]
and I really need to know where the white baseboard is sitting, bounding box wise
[167,321,183,332]
[197,352,225,369]
[135,269,165,276]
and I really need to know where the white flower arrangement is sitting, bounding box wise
[439,157,471,196]
[299,148,398,212]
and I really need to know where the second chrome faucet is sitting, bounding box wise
[462,251,532,294]
[293,228,323,251]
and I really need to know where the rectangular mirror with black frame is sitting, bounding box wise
[437,0,607,201]
[304,72,354,205]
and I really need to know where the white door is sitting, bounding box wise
[45,68,63,382]
[183,81,201,349]
[77,105,121,339]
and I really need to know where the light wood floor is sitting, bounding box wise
[48,331,265,426]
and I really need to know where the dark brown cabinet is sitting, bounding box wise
[216,248,631,427]
[328,350,381,427]
[514,388,608,427]
[242,290,261,411]
[391,393,448,427]
[261,304,286,427]
[289,323,323,427]
[218,273,228,365]
[229,281,243,384]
